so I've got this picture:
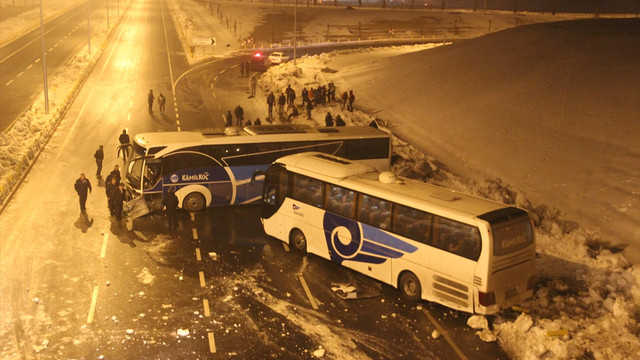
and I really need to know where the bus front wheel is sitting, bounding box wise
[399,272,421,302]
[290,229,307,253]
[182,192,205,212]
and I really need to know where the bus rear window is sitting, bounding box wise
[492,219,534,256]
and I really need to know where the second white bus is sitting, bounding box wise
[260,152,535,314]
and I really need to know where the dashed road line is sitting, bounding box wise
[17,71,24,77]
[195,248,202,261]
[127,113,131,121]
[26,64,33,70]
[298,275,318,310]
[100,233,109,258]
[199,271,206,287]
[192,228,198,240]
[87,286,99,324]
[203,299,211,317]
[190,212,195,221]
[6,79,13,86]
[208,332,216,353]
[35,58,40,63]
[422,308,468,360]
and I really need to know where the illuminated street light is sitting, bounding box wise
[293,0,297,65]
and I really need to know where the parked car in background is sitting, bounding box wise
[267,51,290,65]
[250,52,268,71]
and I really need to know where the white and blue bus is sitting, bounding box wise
[260,152,535,314]
[125,125,390,213]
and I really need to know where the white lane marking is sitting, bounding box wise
[199,271,206,287]
[129,100,133,108]
[298,275,318,310]
[26,64,33,70]
[87,286,99,323]
[203,299,211,317]
[195,248,201,261]
[127,113,131,121]
[192,228,198,240]
[219,69,225,74]
[422,308,469,360]
[208,332,216,353]
[17,71,24,77]
[5,79,13,86]
[100,233,109,258]
[35,58,40,63]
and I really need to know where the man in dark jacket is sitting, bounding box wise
[74,173,92,213]
[94,145,104,178]
[112,183,126,221]
[109,165,121,185]
[106,176,118,216]
[118,129,130,159]
[234,105,244,126]
[277,93,286,115]
[162,187,180,230]
[266,92,275,119]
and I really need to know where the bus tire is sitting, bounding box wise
[289,229,307,253]
[182,192,205,212]
[399,272,421,302]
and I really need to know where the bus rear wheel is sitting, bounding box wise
[182,192,205,212]
[399,272,421,302]
[290,229,307,253]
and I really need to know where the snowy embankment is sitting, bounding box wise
[0,1,131,207]
[256,48,639,359]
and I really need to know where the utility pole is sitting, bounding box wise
[293,0,297,65]
[39,0,49,114]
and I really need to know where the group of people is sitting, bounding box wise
[324,112,346,127]
[147,89,167,115]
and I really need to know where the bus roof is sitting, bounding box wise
[275,152,510,220]
[134,125,389,155]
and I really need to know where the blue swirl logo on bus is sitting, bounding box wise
[322,212,418,264]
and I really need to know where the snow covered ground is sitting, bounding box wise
[1,1,638,359]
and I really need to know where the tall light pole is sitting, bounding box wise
[107,0,110,29]
[293,0,297,65]
[39,0,49,114]
[87,0,91,55]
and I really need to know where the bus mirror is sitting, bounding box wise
[251,170,266,185]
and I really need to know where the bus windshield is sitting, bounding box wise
[127,158,144,191]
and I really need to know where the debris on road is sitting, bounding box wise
[431,330,441,339]
[177,328,190,337]
[330,281,380,300]
[467,315,489,330]
[313,346,326,358]
[476,329,498,342]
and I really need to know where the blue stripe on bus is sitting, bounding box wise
[229,165,269,181]
[360,223,419,254]
[361,240,404,258]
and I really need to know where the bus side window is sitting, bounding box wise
[433,216,481,260]
[326,185,355,218]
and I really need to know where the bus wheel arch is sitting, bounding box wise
[398,271,422,302]
[289,228,307,253]
[176,185,211,212]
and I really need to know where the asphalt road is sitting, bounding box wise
[0,0,509,358]
[0,0,115,132]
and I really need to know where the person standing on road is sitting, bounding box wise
[118,129,130,159]
[266,92,275,120]
[158,93,166,115]
[239,61,245,77]
[94,145,104,178]
[225,110,233,126]
[112,183,126,221]
[109,165,121,185]
[277,92,286,115]
[234,105,244,126]
[74,173,92,213]
[147,89,155,113]
[249,74,257,97]
[162,187,179,230]
[106,175,118,216]
[306,99,313,120]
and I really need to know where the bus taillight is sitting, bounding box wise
[479,291,496,306]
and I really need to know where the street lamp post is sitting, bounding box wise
[87,0,91,55]
[107,0,110,29]
[293,0,297,65]
[39,0,49,114]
